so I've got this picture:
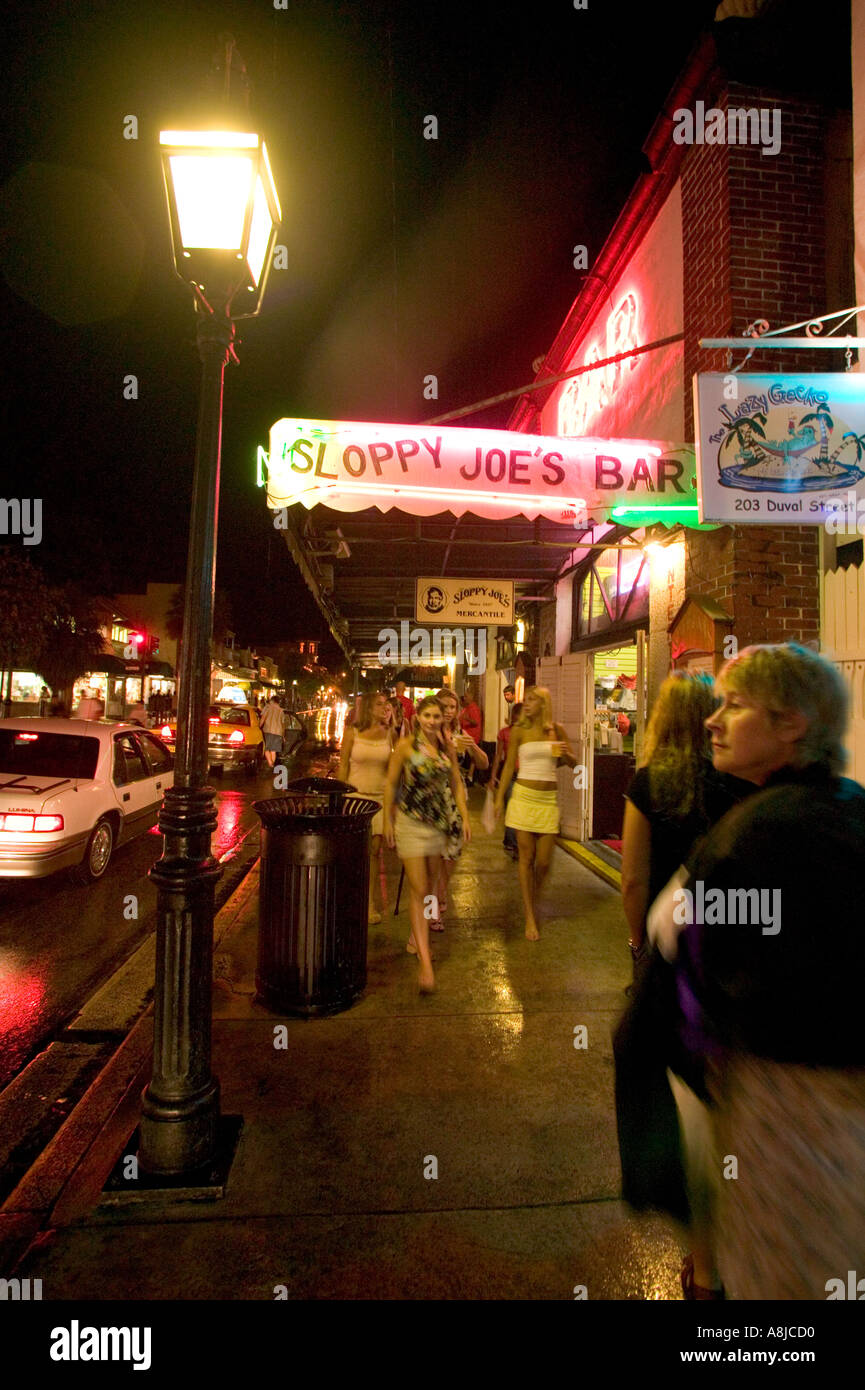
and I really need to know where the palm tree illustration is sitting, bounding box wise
[800,403,835,468]
[826,430,865,474]
[722,413,767,468]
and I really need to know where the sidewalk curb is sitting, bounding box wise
[0,857,261,1276]
[556,837,622,890]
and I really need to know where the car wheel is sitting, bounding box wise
[247,748,263,775]
[72,817,114,884]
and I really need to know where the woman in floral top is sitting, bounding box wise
[383,695,470,993]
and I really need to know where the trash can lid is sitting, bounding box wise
[284,776,357,794]
[253,792,381,828]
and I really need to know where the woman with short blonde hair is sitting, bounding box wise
[651,643,865,1299]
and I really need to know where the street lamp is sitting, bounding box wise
[159,129,281,319]
[139,119,280,1176]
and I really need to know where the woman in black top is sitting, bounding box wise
[617,671,752,1299]
[621,672,747,955]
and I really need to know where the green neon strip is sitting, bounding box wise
[610,504,698,517]
[256,446,269,488]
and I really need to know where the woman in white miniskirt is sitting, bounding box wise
[493,686,577,939]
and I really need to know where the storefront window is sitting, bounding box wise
[74,673,109,704]
[11,671,42,703]
[574,545,649,639]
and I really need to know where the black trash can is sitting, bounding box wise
[253,779,380,1017]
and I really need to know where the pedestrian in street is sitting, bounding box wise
[615,671,753,1296]
[493,686,577,939]
[430,687,488,931]
[458,689,482,744]
[258,693,284,769]
[491,701,523,859]
[383,695,470,993]
[393,677,415,728]
[387,697,406,738]
[649,643,865,1300]
[338,690,394,925]
[74,692,105,721]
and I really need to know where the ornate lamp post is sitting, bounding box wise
[139,121,280,1175]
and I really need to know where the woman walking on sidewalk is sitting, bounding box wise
[431,687,488,931]
[491,701,523,859]
[383,695,470,992]
[615,671,752,1298]
[338,691,393,925]
[493,686,576,939]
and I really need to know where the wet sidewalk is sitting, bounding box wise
[4,795,681,1300]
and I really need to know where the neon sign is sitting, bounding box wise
[558,291,641,437]
[265,418,695,525]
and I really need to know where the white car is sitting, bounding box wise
[0,718,174,883]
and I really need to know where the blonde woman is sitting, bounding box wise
[383,696,470,993]
[493,686,576,939]
[432,687,488,931]
[338,691,393,925]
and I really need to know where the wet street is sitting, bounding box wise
[0,739,339,1093]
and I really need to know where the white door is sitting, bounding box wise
[538,654,593,841]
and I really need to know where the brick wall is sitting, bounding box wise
[683,84,828,434]
[680,81,825,655]
[686,526,819,649]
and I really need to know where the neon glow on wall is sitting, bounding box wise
[558,291,641,438]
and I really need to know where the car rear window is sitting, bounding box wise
[210,706,250,725]
[0,730,100,779]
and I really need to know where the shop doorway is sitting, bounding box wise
[589,641,644,847]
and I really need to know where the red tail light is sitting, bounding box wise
[160,725,173,738]
[0,814,64,832]
[208,717,220,725]
[228,730,244,743]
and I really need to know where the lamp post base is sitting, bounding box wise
[103,1115,243,1204]
[139,1075,221,1176]
[142,783,223,1175]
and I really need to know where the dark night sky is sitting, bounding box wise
[1,0,720,662]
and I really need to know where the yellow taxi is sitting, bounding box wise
[159,702,264,774]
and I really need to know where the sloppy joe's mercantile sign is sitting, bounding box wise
[695,372,865,525]
[416,577,514,625]
[266,418,696,526]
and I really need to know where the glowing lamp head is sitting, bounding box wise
[159,129,281,317]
